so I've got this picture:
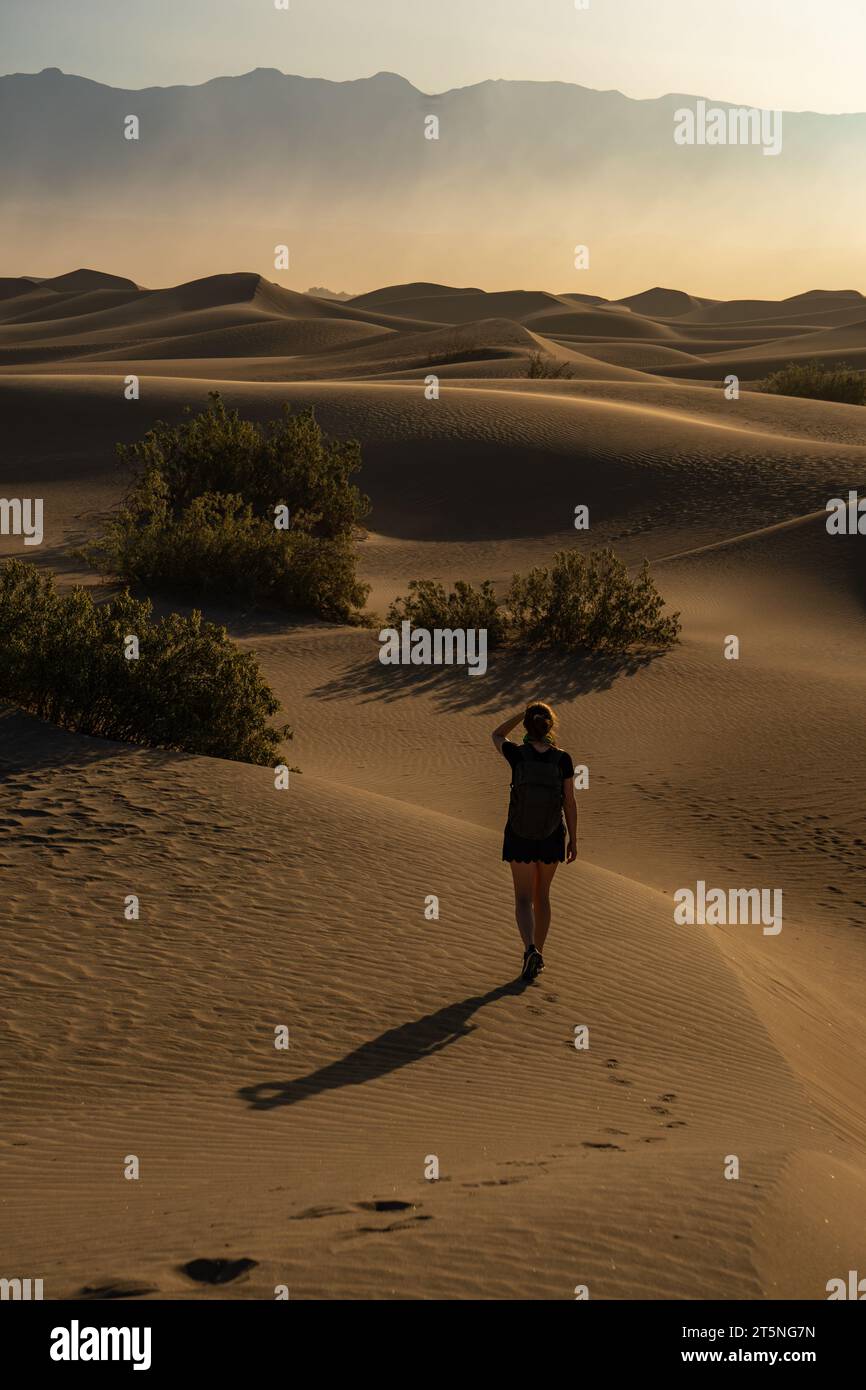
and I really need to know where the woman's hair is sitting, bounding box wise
[523,701,557,745]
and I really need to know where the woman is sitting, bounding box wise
[491,702,577,980]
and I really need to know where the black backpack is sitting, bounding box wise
[507,747,564,839]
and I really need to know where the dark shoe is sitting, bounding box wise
[534,952,545,975]
[521,945,541,981]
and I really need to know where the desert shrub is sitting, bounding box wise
[528,351,574,380]
[274,530,370,619]
[387,549,680,656]
[386,579,510,646]
[759,360,866,405]
[0,559,289,764]
[85,394,371,621]
[91,486,368,622]
[507,548,680,652]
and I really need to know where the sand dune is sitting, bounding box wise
[573,342,707,371]
[0,273,438,356]
[613,286,713,318]
[5,371,866,559]
[89,316,392,361]
[524,305,679,340]
[2,688,863,1299]
[709,318,866,363]
[0,275,43,302]
[346,284,572,323]
[40,267,140,294]
[5,273,866,389]
[681,290,866,326]
[2,269,865,1300]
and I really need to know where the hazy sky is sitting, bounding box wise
[2,0,865,112]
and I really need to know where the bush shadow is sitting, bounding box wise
[309,639,669,713]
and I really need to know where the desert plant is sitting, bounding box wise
[91,487,367,622]
[0,559,289,764]
[528,351,574,380]
[386,578,510,646]
[84,394,371,621]
[387,549,680,657]
[506,548,680,652]
[759,360,866,405]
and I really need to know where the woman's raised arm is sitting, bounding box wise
[491,710,524,751]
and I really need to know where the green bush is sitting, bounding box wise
[759,360,866,405]
[93,484,367,622]
[387,549,680,656]
[386,578,510,646]
[0,559,289,765]
[507,548,680,652]
[85,394,371,622]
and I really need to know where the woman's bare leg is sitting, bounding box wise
[532,861,559,952]
[509,862,536,949]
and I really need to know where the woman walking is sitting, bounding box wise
[492,702,577,980]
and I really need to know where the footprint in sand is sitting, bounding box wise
[289,1205,350,1221]
[181,1257,257,1285]
[350,1202,427,1237]
[357,1199,415,1212]
[355,1215,431,1234]
[464,1176,529,1188]
[583,1141,624,1151]
[76,1282,158,1299]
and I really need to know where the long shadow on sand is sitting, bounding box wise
[310,641,667,714]
[238,978,530,1111]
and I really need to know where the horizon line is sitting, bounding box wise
[3,66,865,119]
[5,267,865,305]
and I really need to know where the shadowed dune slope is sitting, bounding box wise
[3,374,865,552]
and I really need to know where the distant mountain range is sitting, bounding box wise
[2,67,865,295]
[306,287,354,301]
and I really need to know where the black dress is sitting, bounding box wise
[500,740,575,864]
